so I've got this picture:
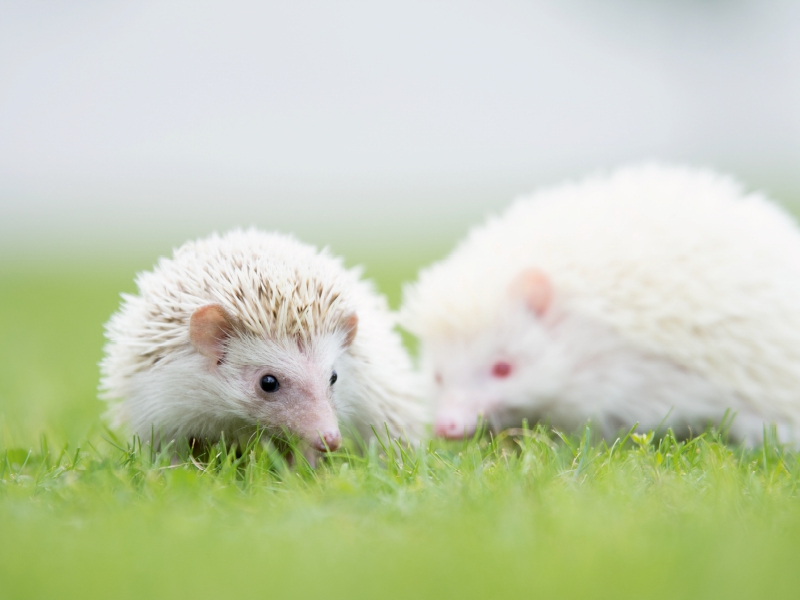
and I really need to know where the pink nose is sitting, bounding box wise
[434,412,477,439]
[312,429,342,452]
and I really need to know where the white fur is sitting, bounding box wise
[101,229,424,445]
[401,164,800,445]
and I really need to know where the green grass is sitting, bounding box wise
[3,264,800,599]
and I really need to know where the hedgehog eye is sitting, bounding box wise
[491,362,513,378]
[260,374,280,393]
[330,371,338,386]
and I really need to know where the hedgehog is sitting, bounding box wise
[400,164,800,446]
[100,229,424,456]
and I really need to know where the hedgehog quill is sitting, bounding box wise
[101,230,424,456]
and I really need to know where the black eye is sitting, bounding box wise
[330,371,338,385]
[260,375,279,393]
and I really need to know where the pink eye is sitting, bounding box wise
[492,361,513,378]
[434,372,443,385]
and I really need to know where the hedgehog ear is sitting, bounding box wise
[509,268,552,317]
[190,304,237,362]
[341,313,358,348]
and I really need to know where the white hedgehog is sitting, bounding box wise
[100,229,423,454]
[401,164,800,446]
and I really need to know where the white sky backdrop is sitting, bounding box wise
[2,0,799,261]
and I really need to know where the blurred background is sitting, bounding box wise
[2,0,800,443]
[3,0,800,266]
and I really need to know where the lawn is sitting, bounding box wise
[2,260,800,599]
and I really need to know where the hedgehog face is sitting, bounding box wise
[428,269,568,439]
[223,335,346,451]
[190,304,357,451]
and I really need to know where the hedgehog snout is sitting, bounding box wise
[293,384,342,452]
[311,428,342,452]
[434,407,478,439]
